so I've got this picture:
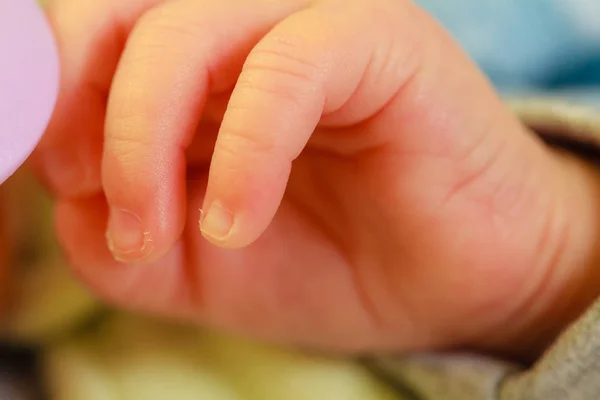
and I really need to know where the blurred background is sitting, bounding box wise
[417,0,600,94]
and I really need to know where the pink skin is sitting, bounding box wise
[30,0,600,358]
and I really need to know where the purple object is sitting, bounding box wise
[0,0,59,185]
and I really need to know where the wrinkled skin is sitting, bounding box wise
[29,0,600,358]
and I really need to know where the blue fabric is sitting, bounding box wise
[414,0,600,90]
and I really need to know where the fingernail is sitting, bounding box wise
[106,208,151,262]
[200,202,234,241]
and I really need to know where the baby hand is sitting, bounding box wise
[32,0,600,357]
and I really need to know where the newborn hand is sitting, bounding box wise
[32,0,600,357]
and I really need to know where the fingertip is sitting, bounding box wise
[199,202,234,246]
[198,201,264,249]
[102,139,191,264]
[199,161,290,249]
[199,201,261,249]
[105,207,154,263]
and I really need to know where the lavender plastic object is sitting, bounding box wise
[0,0,59,185]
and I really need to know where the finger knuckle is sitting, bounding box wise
[105,92,157,143]
[241,36,322,98]
[128,6,203,66]
[104,134,153,177]
[138,6,201,42]
[219,122,277,158]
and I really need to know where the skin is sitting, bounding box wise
[27,0,600,359]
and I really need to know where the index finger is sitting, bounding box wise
[29,0,161,198]
[101,0,307,263]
